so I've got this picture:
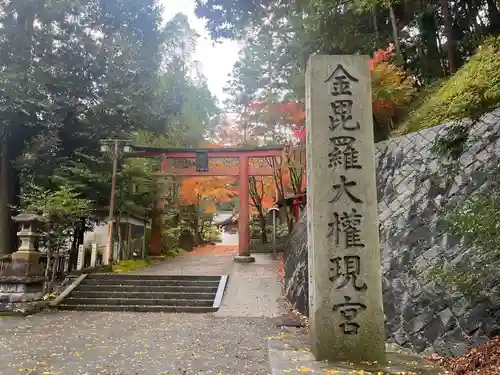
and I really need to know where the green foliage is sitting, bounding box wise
[402,37,500,134]
[20,183,92,291]
[426,190,500,300]
[20,183,91,254]
[20,184,91,223]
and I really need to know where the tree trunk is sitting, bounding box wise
[199,215,206,243]
[435,30,447,77]
[269,157,292,233]
[51,245,60,286]
[439,0,459,74]
[69,228,79,272]
[388,3,402,63]
[194,202,203,245]
[259,214,267,244]
[419,7,444,80]
[486,0,500,33]
[0,138,11,255]
[43,223,53,294]
[116,212,122,260]
[9,163,20,252]
[372,5,380,47]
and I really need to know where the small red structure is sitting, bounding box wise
[128,146,284,260]
[277,191,306,225]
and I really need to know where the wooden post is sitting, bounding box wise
[306,55,386,364]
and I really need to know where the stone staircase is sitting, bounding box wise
[55,274,228,312]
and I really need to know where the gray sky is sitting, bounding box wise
[160,0,241,102]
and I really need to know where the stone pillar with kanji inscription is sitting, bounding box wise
[306,55,386,364]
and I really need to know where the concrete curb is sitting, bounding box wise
[212,275,229,309]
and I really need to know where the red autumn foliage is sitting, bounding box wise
[294,128,306,141]
[248,100,305,130]
[370,44,396,71]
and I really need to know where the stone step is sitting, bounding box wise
[81,279,220,287]
[76,284,219,293]
[87,274,221,282]
[56,304,218,313]
[55,274,228,314]
[71,291,216,300]
[63,297,214,307]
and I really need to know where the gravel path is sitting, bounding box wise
[0,249,285,375]
[0,312,280,375]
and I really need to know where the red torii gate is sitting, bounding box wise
[128,146,284,262]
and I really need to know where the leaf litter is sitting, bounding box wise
[427,335,500,375]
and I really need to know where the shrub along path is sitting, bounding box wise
[0,252,286,375]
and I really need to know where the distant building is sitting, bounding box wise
[214,212,239,234]
[83,211,150,250]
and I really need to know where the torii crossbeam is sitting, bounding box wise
[128,146,284,262]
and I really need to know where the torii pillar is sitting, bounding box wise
[235,155,252,262]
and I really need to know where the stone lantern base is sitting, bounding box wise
[0,252,47,315]
[10,250,45,277]
[0,276,46,315]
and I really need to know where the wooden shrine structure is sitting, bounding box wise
[128,146,284,261]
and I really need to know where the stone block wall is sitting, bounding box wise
[283,108,500,355]
[0,276,46,314]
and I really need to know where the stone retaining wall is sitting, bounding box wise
[284,108,500,355]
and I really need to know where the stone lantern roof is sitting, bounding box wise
[11,213,48,223]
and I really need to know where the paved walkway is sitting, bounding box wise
[0,247,286,375]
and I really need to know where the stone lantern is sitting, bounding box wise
[10,213,48,277]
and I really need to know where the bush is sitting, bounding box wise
[250,222,290,239]
[401,36,500,134]
[162,225,182,250]
[203,226,222,242]
[249,223,261,237]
